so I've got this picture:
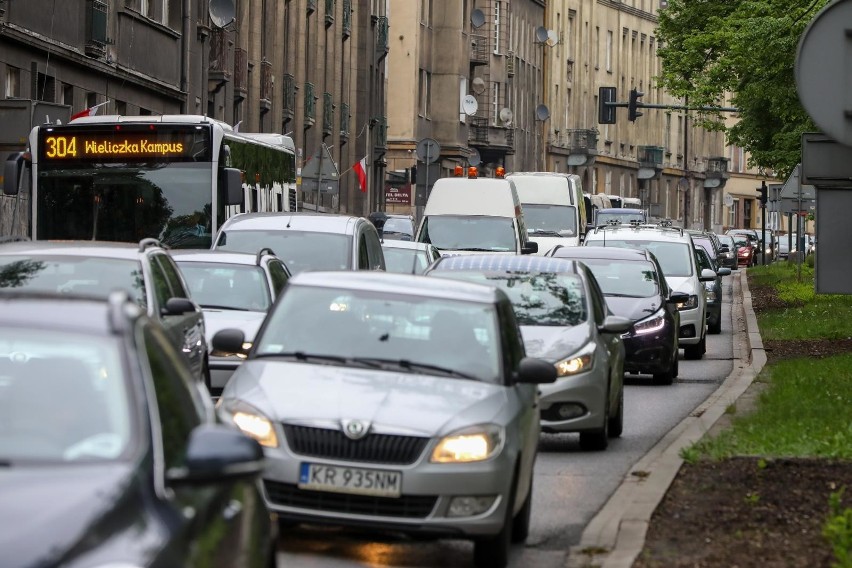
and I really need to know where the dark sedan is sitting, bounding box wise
[548,245,686,385]
[0,290,275,568]
[694,245,731,334]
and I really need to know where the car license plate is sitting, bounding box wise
[299,463,402,498]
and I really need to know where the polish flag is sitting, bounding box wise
[70,101,110,121]
[354,156,368,193]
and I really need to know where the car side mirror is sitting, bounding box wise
[514,357,557,384]
[212,328,248,354]
[598,315,633,335]
[668,291,690,305]
[716,267,732,277]
[162,297,196,316]
[166,424,264,485]
[699,268,717,282]
[521,241,539,255]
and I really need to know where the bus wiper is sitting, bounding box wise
[351,357,480,380]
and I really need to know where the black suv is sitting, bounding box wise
[0,290,274,567]
[0,238,209,383]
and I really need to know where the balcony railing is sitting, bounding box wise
[234,48,248,100]
[325,0,335,27]
[470,34,488,65]
[307,0,317,14]
[322,92,334,136]
[85,0,108,57]
[209,28,231,85]
[375,16,389,59]
[705,156,730,178]
[638,145,664,167]
[342,0,351,37]
[339,102,350,139]
[304,82,316,125]
[260,59,273,109]
[566,129,599,153]
[372,116,387,153]
[282,73,296,119]
[506,51,515,75]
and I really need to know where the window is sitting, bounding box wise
[149,257,173,309]
[493,1,502,55]
[357,232,370,269]
[418,69,431,118]
[61,84,74,106]
[154,254,190,299]
[267,261,290,296]
[5,66,20,98]
[419,0,431,26]
[595,27,600,69]
[606,30,613,72]
[140,0,149,17]
[491,82,500,126]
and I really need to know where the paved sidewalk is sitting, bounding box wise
[566,269,768,568]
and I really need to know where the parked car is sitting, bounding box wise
[426,254,632,449]
[547,245,686,385]
[584,222,718,360]
[212,212,386,273]
[380,240,441,274]
[212,271,557,568]
[0,290,274,568]
[715,234,740,271]
[693,245,731,334]
[0,238,209,383]
[172,248,291,394]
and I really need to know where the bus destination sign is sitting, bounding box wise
[38,127,209,162]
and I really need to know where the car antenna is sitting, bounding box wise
[285,215,292,228]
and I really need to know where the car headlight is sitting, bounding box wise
[704,286,718,302]
[218,399,279,448]
[431,424,504,463]
[633,309,666,335]
[554,344,595,377]
[676,294,699,311]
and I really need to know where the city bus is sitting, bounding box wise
[2,115,297,248]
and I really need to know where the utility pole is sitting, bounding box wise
[683,97,690,228]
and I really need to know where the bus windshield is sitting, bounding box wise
[36,162,213,248]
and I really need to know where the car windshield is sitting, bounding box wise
[0,328,133,462]
[0,256,146,304]
[176,262,271,311]
[255,286,502,383]
[215,230,351,274]
[718,236,735,248]
[430,271,587,326]
[570,258,659,298]
[382,218,414,238]
[522,204,578,236]
[732,236,750,247]
[382,247,430,275]
[419,215,516,252]
[589,239,694,277]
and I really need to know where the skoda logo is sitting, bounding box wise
[342,419,370,440]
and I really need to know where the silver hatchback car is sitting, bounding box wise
[212,271,556,568]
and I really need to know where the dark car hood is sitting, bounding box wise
[604,295,662,322]
[0,462,136,567]
[520,324,591,361]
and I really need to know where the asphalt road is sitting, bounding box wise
[274,277,737,568]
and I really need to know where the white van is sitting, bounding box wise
[416,175,537,256]
[507,172,587,255]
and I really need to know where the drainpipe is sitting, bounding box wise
[181,0,191,113]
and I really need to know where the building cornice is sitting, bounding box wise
[0,23,185,101]
[596,0,659,24]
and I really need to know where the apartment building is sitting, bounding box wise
[0,0,387,216]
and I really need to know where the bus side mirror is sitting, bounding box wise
[222,167,244,206]
[4,153,25,196]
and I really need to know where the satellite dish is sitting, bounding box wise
[499,107,513,125]
[535,26,549,44]
[469,148,481,167]
[462,95,479,116]
[546,29,559,47]
[471,77,486,95]
[209,0,236,28]
[535,104,550,121]
[470,9,486,29]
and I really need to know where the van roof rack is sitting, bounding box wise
[256,247,276,265]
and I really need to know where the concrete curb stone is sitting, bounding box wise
[566,269,767,568]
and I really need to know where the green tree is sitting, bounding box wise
[655,0,830,178]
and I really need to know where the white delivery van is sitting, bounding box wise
[507,172,587,255]
[416,174,538,256]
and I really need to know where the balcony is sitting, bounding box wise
[375,16,389,59]
[322,92,334,137]
[307,0,317,14]
[233,48,248,102]
[260,59,273,112]
[304,82,316,125]
[282,73,296,120]
[342,0,351,37]
[325,0,335,27]
[85,0,108,58]
[339,102,350,140]
[567,129,598,153]
[208,28,231,92]
[638,145,664,180]
[470,34,488,65]
[372,116,387,155]
[506,51,515,76]
[469,117,515,154]
[704,156,730,188]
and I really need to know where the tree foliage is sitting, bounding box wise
[655,0,830,178]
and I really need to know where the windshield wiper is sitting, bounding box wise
[201,304,250,311]
[528,229,563,237]
[351,357,480,381]
[605,293,645,298]
[452,247,503,252]
[254,352,384,369]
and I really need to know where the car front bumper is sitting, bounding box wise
[677,306,704,345]
[622,325,678,374]
[537,370,608,433]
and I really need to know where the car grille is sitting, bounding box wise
[264,480,438,518]
[283,425,429,465]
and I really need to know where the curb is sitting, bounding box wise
[566,269,768,568]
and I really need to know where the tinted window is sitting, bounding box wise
[154,254,190,298]
[148,257,173,308]
[573,258,659,298]
[216,229,352,274]
[420,215,517,252]
[357,232,370,270]
[267,261,290,297]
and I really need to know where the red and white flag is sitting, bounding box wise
[70,101,110,121]
[353,156,368,193]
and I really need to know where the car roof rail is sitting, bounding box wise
[0,235,31,244]
[256,247,276,265]
[138,237,166,252]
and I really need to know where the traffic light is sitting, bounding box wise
[758,182,768,207]
[628,88,644,122]
[598,87,617,124]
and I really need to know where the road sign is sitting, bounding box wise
[301,144,339,181]
[416,138,440,164]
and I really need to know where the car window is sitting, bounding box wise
[216,230,352,274]
[148,256,173,308]
[178,262,271,311]
[382,247,429,274]
[568,258,659,298]
[142,323,204,470]
[695,247,713,272]
[366,229,385,270]
[498,299,525,376]
[584,270,608,325]
[589,238,694,277]
[419,215,517,252]
[267,260,290,297]
[256,286,503,383]
[154,254,190,298]
[357,232,370,270]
